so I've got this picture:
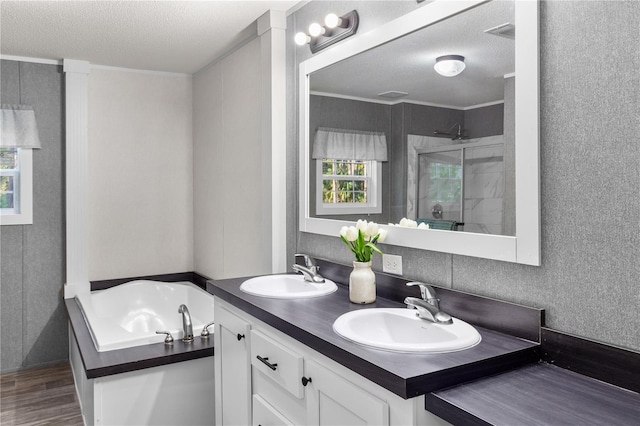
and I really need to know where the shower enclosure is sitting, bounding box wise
[409,135,506,235]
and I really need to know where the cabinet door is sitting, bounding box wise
[215,306,252,426]
[305,360,389,426]
[252,394,295,426]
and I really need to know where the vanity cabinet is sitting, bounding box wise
[305,360,389,426]
[214,305,252,426]
[214,298,452,426]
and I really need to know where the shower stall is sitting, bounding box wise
[408,135,507,235]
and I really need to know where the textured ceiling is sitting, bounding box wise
[311,0,515,108]
[0,1,300,74]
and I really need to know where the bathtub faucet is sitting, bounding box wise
[178,304,194,343]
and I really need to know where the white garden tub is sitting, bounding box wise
[75,280,214,352]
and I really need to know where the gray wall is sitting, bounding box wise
[309,95,502,224]
[0,60,67,372]
[288,1,640,352]
[309,95,393,223]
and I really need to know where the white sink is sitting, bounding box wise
[333,308,481,353]
[240,274,338,299]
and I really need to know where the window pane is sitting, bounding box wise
[353,162,365,176]
[0,176,14,192]
[337,191,352,203]
[0,148,18,170]
[322,160,334,175]
[0,193,14,208]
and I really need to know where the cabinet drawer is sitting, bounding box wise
[251,330,304,398]
[252,394,294,426]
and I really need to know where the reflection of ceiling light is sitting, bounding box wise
[434,55,466,77]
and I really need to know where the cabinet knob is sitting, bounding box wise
[237,333,245,341]
[301,376,312,387]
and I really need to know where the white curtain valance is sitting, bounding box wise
[312,127,387,162]
[1,104,42,149]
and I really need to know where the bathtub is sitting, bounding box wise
[69,279,215,425]
[75,280,214,352]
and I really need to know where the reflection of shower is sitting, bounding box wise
[415,138,506,235]
[434,123,467,141]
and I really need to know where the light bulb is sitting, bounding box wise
[308,22,325,37]
[324,13,342,29]
[294,32,310,46]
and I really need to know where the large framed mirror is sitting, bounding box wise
[299,0,540,265]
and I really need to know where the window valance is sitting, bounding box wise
[312,127,387,161]
[1,104,41,149]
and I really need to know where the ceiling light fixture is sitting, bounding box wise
[293,10,359,54]
[434,55,466,77]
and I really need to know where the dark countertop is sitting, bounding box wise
[208,276,540,399]
[425,362,640,426]
[66,298,214,379]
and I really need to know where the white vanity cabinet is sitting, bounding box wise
[214,304,252,426]
[214,299,451,426]
[305,360,389,426]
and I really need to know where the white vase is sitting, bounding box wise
[349,261,376,304]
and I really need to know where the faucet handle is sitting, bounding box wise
[156,330,174,344]
[406,281,436,302]
[294,253,316,268]
[200,321,215,338]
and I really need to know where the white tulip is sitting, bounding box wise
[365,221,379,238]
[356,219,368,233]
[345,226,359,242]
[340,226,349,238]
[377,228,388,243]
[418,222,430,229]
[399,217,417,228]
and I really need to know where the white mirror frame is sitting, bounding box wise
[299,0,540,266]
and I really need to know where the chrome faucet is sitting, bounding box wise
[292,253,325,283]
[178,304,194,342]
[404,282,453,324]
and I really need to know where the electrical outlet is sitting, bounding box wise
[382,254,403,275]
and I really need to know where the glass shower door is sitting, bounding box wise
[417,149,463,223]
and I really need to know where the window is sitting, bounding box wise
[316,158,382,215]
[0,147,33,225]
[429,162,462,203]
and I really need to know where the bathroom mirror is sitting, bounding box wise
[299,0,540,265]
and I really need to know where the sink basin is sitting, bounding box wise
[240,274,338,299]
[333,308,481,353]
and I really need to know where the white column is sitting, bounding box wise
[63,59,90,298]
[258,11,287,273]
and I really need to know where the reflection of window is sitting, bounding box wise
[316,158,382,215]
[1,147,33,225]
[429,162,462,203]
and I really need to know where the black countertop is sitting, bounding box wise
[425,362,640,426]
[208,275,540,399]
[66,298,214,379]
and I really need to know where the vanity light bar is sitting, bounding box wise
[294,10,359,54]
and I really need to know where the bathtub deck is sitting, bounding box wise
[66,298,214,378]
[0,362,83,426]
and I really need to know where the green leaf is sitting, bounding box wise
[366,242,383,255]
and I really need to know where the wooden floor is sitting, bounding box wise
[0,362,83,426]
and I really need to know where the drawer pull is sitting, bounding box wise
[256,355,278,371]
[301,376,312,387]
[237,333,245,341]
